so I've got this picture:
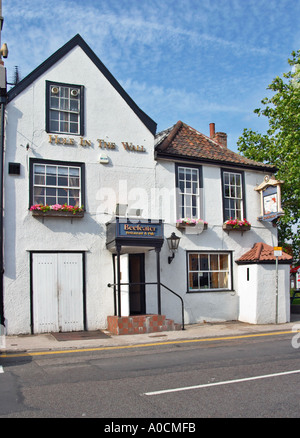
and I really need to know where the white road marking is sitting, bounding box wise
[144,369,300,396]
[0,366,4,373]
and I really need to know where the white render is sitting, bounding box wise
[238,263,290,324]
[3,36,287,335]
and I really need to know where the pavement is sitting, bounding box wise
[1,313,300,355]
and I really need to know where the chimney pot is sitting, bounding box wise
[209,123,215,138]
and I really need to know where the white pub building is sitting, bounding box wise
[2,35,292,336]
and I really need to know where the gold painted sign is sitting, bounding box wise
[48,135,146,152]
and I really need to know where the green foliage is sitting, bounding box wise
[237,51,300,261]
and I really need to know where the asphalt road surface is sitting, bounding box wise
[0,331,299,420]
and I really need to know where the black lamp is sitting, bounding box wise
[166,232,181,264]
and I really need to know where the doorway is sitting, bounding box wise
[129,254,145,315]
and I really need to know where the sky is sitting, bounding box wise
[1,0,299,151]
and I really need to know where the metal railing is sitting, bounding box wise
[107,281,185,330]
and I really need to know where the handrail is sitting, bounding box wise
[107,281,185,330]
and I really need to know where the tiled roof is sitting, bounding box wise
[236,242,293,264]
[155,121,276,171]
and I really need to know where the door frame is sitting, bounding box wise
[29,250,86,334]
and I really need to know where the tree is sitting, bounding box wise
[237,50,300,261]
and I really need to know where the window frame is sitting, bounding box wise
[29,158,85,209]
[186,250,233,293]
[175,163,203,221]
[221,168,246,222]
[46,80,84,136]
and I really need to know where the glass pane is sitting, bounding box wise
[50,97,59,109]
[70,99,78,112]
[60,120,69,132]
[46,166,56,185]
[69,168,79,177]
[192,169,198,181]
[219,272,228,288]
[58,196,68,205]
[211,272,219,289]
[199,272,209,288]
[70,189,79,198]
[219,254,228,270]
[46,166,56,175]
[46,187,56,197]
[185,169,191,181]
[189,273,198,289]
[34,174,45,185]
[49,120,59,132]
[58,176,68,186]
[210,254,219,271]
[200,255,208,270]
[70,113,78,122]
[70,123,78,134]
[189,254,199,271]
[46,175,56,185]
[69,197,79,207]
[178,168,184,180]
[34,187,45,204]
[46,196,56,205]
[58,188,67,197]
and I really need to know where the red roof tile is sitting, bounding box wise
[236,242,293,264]
[155,121,276,171]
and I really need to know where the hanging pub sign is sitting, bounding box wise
[254,175,284,222]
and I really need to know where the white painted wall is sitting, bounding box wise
[238,263,290,324]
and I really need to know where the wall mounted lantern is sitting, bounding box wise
[166,232,181,264]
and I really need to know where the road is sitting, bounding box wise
[0,331,299,420]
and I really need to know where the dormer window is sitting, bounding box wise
[46,81,84,135]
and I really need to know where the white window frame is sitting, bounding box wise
[176,165,202,220]
[187,251,232,292]
[31,160,83,208]
[222,170,244,221]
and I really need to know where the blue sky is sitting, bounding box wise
[1,0,299,151]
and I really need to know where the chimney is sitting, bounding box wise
[209,123,227,148]
[214,132,227,148]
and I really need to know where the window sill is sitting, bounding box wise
[31,210,84,218]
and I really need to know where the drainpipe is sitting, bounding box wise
[0,0,8,328]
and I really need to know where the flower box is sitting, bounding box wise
[223,219,251,232]
[176,222,208,230]
[31,210,84,218]
[176,218,208,230]
[30,204,84,218]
